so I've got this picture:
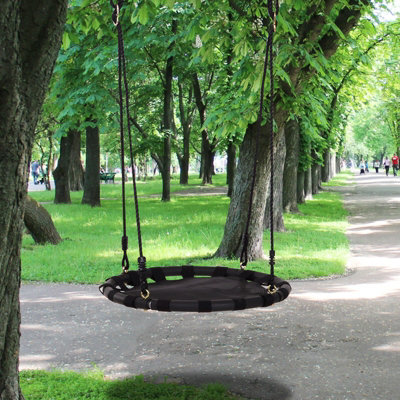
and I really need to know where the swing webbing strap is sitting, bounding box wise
[240,0,279,278]
[111,0,148,295]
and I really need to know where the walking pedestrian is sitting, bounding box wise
[359,159,365,175]
[383,157,390,176]
[373,160,380,173]
[391,153,399,176]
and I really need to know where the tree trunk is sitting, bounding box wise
[264,129,286,232]
[192,72,215,185]
[321,148,330,182]
[282,119,299,213]
[330,152,337,177]
[82,124,100,207]
[226,140,236,197]
[177,82,192,185]
[336,155,341,174]
[0,1,67,398]
[312,162,321,194]
[53,134,71,204]
[161,19,177,201]
[214,122,272,261]
[297,170,305,204]
[68,129,84,191]
[202,138,215,184]
[304,167,313,200]
[24,196,62,244]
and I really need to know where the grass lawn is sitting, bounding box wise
[20,370,245,400]
[22,172,352,283]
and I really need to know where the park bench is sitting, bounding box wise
[99,172,116,184]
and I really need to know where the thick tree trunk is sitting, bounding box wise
[312,163,321,194]
[202,138,215,185]
[214,122,272,261]
[330,152,337,177]
[282,119,299,213]
[336,155,341,174]
[178,151,189,185]
[321,148,330,182]
[24,196,62,244]
[68,129,84,191]
[0,1,67,399]
[297,170,305,204]
[53,134,71,204]
[226,140,236,197]
[82,124,100,207]
[304,167,313,200]
[264,129,286,232]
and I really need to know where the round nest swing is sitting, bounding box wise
[100,265,291,312]
[100,0,291,313]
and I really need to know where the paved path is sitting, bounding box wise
[20,172,400,400]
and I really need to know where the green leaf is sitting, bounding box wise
[62,32,71,50]
[138,5,149,25]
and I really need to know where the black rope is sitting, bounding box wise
[240,0,277,278]
[112,1,148,295]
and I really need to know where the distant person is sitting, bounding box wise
[365,160,369,173]
[31,160,40,184]
[383,157,390,176]
[392,153,399,176]
[359,160,365,175]
[373,160,380,173]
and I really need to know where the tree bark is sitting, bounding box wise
[53,134,71,204]
[214,121,272,260]
[161,19,177,201]
[330,152,337,177]
[82,124,100,207]
[177,82,193,185]
[264,129,286,232]
[192,72,216,185]
[336,155,341,174]
[282,119,300,213]
[304,167,313,200]
[297,170,305,204]
[321,148,330,182]
[24,196,62,245]
[226,140,236,197]
[0,1,67,399]
[68,129,84,191]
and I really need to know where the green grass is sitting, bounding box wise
[20,370,245,400]
[30,173,227,203]
[22,172,351,282]
[321,169,354,187]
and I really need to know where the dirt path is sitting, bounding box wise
[20,172,400,399]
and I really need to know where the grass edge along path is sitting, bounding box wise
[22,172,352,283]
[20,369,246,400]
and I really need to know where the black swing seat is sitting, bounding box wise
[99,265,291,312]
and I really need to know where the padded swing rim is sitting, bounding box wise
[99,265,291,312]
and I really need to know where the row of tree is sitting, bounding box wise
[1,1,399,397]
[37,0,399,257]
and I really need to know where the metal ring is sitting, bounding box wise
[266,284,278,294]
[141,289,150,299]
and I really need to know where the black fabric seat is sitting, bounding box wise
[99,266,291,312]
